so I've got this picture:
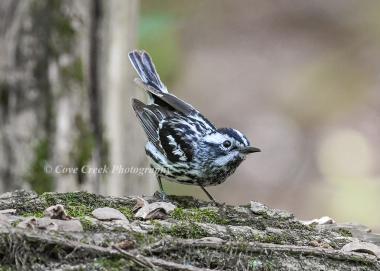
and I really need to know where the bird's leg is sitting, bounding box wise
[197,181,216,202]
[156,175,167,201]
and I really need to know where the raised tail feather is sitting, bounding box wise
[129,50,216,131]
[128,50,168,93]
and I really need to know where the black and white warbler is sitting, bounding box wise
[129,50,260,201]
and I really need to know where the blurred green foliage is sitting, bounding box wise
[138,12,181,86]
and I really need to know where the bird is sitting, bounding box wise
[128,50,260,202]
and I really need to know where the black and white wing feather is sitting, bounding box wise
[132,99,171,153]
[158,120,194,163]
[132,99,194,163]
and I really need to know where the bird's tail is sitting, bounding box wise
[128,50,168,93]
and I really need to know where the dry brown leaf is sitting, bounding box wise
[44,204,71,220]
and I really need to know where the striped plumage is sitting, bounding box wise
[129,50,260,201]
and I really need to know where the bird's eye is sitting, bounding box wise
[222,140,232,149]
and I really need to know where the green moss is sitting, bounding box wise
[61,58,84,84]
[118,207,134,221]
[79,217,99,232]
[0,265,13,271]
[39,191,136,229]
[336,228,353,237]
[170,207,227,224]
[132,232,158,248]
[41,192,94,219]
[41,192,57,206]
[20,210,44,218]
[170,208,188,220]
[67,204,93,218]
[70,115,96,185]
[41,191,96,218]
[254,233,291,245]
[171,223,207,239]
[154,221,208,239]
[30,0,75,57]
[53,9,75,44]
[42,191,90,207]
[31,0,76,56]
[70,115,110,186]
[25,139,54,194]
[44,191,133,207]
[39,192,136,232]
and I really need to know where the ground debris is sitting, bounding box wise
[135,201,176,220]
[44,204,71,220]
[17,217,83,232]
[301,216,336,226]
[0,190,378,271]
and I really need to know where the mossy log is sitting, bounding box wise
[0,190,379,270]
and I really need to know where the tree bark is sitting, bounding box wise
[0,0,94,193]
[0,0,154,196]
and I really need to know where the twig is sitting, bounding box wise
[112,245,158,271]
[146,238,378,265]
[3,228,215,271]
[146,257,219,271]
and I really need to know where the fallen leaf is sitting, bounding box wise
[135,202,176,220]
[341,241,380,258]
[132,197,149,213]
[145,208,167,220]
[44,204,71,220]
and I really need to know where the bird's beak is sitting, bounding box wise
[239,146,261,154]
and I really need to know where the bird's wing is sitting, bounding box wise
[129,50,216,131]
[158,118,196,163]
[132,99,173,153]
[133,99,196,163]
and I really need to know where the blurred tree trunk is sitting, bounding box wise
[0,0,154,196]
[102,0,155,196]
[0,0,93,193]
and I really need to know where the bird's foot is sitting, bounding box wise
[209,201,225,207]
[153,190,169,201]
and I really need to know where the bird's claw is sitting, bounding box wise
[154,190,168,201]
[209,201,225,207]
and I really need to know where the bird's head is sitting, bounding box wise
[201,128,260,170]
